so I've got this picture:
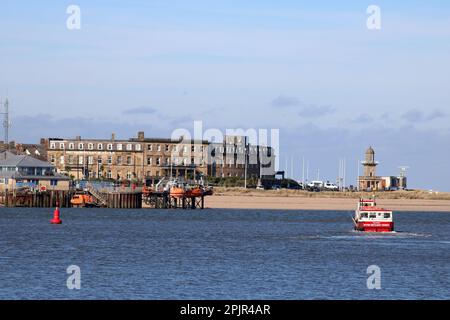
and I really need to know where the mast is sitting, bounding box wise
[2,98,10,148]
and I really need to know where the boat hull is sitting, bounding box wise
[355,221,394,232]
[170,187,186,198]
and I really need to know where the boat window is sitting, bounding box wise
[361,213,368,218]
[384,213,391,219]
[369,214,376,219]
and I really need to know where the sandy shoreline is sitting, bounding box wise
[205,195,450,212]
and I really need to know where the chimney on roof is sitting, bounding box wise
[138,131,145,141]
[111,133,116,141]
[76,136,81,141]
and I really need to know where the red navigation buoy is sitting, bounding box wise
[51,204,62,224]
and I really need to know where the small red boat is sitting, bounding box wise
[353,198,394,232]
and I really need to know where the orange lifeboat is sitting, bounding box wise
[170,187,186,198]
[189,187,204,197]
[70,194,98,208]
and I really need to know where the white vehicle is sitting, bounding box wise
[307,181,323,189]
[323,182,339,191]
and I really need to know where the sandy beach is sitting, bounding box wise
[205,190,450,212]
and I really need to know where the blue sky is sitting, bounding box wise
[1,1,450,190]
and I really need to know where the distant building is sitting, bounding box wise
[43,132,276,182]
[43,132,210,182]
[358,147,407,191]
[206,135,276,179]
[0,151,70,191]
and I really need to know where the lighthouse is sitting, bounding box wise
[359,146,383,191]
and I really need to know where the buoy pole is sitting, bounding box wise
[51,202,62,224]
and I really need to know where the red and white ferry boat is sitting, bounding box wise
[353,198,394,232]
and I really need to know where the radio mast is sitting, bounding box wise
[3,98,10,145]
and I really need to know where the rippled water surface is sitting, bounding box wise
[0,208,448,299]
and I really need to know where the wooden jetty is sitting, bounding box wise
[0,184,209,209]
[0,190,74,208]
[143,191,205,209]
[0,190,203,209]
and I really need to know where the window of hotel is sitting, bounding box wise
[60,156,64,165]
[127,144,132,151]
[157,145,161,152]
[117,144,122,151]
[107,156,112,165]
[78,143,84,150]
[183,158,187,166]
[50,155,55,163]
[156,157,161,165]
[78,156,83,165]
[136,144,141,151]
[107,170,112,179]
[174,158,179,165]
[165,145,169,152]
[50,142,56,149]
[88,143,94,150]
[97,156,102,164]
[117,156,122,165]
[147,144,153,151]
[107,144,113,151]
[173,145,178,152]
[147,157,152,165]
[183,146,187,154]
[191,145,195,152]
[59,143,65,149]
[126,172,132,180]
[165,158,170,165]
[98,143,103,150]
[69,143,74,150]
[88,156,94,165]
[69,156,73,164]
[127,156,132,165]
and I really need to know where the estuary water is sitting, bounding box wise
[0,208,448,300]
